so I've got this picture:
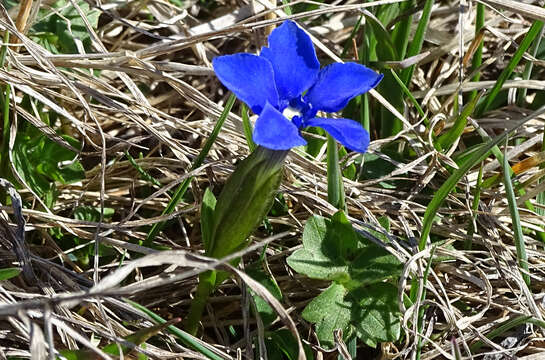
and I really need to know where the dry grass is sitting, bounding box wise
[1,0,545,359]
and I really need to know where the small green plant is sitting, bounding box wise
[30,0,99,54]
[12,120,85,208]
[287,211,402,347]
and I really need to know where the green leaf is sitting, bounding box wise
[364,13,398,61]
[329,211,360,260]
[304,126,327,157]
[391,0,413,59]
[302,283,352,348]
[350,283,401,347]
[290,212,402,347]
[12,129,84,208]
[32,1,100,54]
[0,267,21,281]
[286,215,350,282]
[38,135,85,184]
[246,266,283,326]
[57,349,96,360]
[358,153,397,189]
[103,319,180,356]
[265,329,315,360]
[347,239,402,289]
[200,188,216,254]
[287,212,402,288]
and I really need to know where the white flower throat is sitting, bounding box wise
[282,106,302,120]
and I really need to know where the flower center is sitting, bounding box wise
[282,106,302,121]
[287,96,317,128]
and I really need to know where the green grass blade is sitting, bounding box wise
[0,31,9,67]
[517,13,545,105]
[502,140,530,285]
[400,0,434,85]
[124,299,224,360]
[538,131,545,216]
[281,0,292,15]
[469,3,485,101]
[0,30,10,177]
[436,92,481,151]
[415,246,436,359]
[468,117,545,242]
[470,315,545,352]
[0,267,21,281]
[391,0,413,60]
[419,106,545,250]
[476,20,544,116]
[145,93,236,246]
[390,68,426,121]
[125,151,162,188]
[241,103,256,152]
[380,0,433,138]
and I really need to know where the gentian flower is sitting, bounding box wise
[184,21,383,335]
[213,20,383,153]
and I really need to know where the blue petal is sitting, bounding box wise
[260,20,320,103]
[305,117,370,153]
[253,102,307,150]
[213,54,279,114]
[305,63,383,112]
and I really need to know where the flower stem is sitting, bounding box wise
[184,270,217,335]
[326,134,346,211]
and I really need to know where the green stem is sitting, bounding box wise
[184,270,216,335]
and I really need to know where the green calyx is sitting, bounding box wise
[184,146,287,335]
[203,146,288,260]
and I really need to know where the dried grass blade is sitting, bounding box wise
[419,105,545,249]
[145,93,236,246]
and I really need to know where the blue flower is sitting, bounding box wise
[213,20,383,153]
